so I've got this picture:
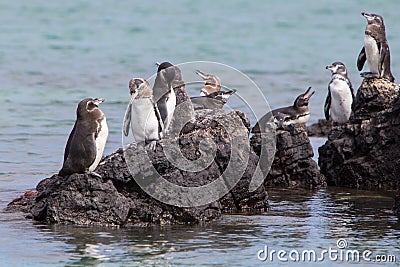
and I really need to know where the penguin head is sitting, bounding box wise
[156,61,176,83]
[77,98,105,119]
[129,78,152,99]
[362,12,384,26]
[326,62,347,76]
[195,70,221,96]
[294,87,315,108]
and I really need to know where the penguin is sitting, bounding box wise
[252,87,315,132]
[59,98,108,177]
[325,62,355,123]
[357,12,395,82]
[123,78,163,150]
[192,70,236,110]
[195,69,221,96]
[191,89,237,110]
[153,62,177,133]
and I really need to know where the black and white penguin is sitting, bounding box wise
[357,12,395,82]
[153,62,177,132]
[195,69,221,96]
[325,62,355,123]
[59,98,108,177]
[252,87,315,132]
[191,89,236,110]
[123,78,163,150]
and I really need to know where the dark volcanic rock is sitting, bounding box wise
[10,101,329,226]
[319,78,400,190]
[307,119,332,137]
[10,109,268,226]
[395,191,400,218]
[251,124,326,189]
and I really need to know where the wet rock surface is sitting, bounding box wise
[251,124,326,189]
[8,109,268,226]
[395,191,400,218]
[319,78,400,190]
[8,104,328,226]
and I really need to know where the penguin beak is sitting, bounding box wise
[195,70,209,80]
[361,12,369,17]
[303,87,315,99]
[92,98,104,106]
[326,65,334,72]
[362,12,374,22]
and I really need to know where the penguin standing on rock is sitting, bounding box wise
[252,87,315,132]
[59,98,108,177]
[124,78,163,150]
[153,62,177,133]
[325,62,355,123]
[357,12,395,82]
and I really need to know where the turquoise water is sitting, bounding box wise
[1,1,399,266]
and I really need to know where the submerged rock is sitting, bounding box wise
[251,124,326,189]
[319,78,400,190]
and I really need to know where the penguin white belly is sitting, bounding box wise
[364,35,380,74]
[295,113,310,125]
[89,118,108,172]
[280,113,309,126]
[131,99,160,142]
[329,80,353,123]
[164,88,176,131]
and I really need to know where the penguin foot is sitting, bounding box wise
[360,72,379,79]
[89,171,102,178]
[147,141,157,151]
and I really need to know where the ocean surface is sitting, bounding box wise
[1,1,399,266]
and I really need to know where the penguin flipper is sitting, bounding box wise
[324,89,331,121]
[357,47,366,71]
[152,99,164,137]
[379,43,385,77]
[379,45,395,82]
[349,81,356,111]
[84,133,98,170]
[123,101,132,136]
